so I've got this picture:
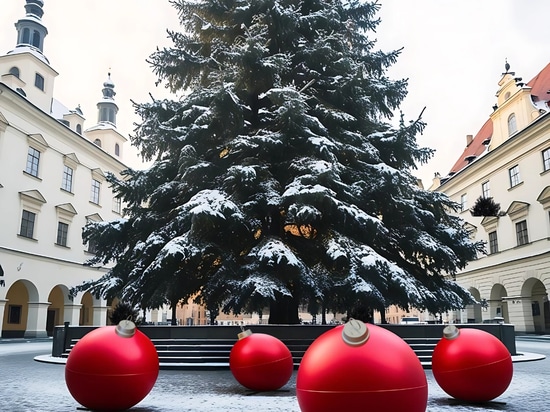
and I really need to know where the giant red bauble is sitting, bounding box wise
[229,330,294,391]
[431,325,513,403]
[65,320,159,411]
[296,320,428,412]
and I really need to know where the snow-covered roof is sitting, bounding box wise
[6,45,49,65]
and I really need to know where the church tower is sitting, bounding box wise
[0,0,58,113]
[83,73,127,159]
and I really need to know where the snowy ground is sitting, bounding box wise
[0,339,548,411]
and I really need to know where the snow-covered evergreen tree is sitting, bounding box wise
[75,0,484,324]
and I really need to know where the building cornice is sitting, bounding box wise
[0,82,129,173]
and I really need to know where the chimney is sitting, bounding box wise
[466,134,474,146]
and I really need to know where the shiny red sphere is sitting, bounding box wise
[296,322,428,412]
[65,323,159,411]
[229,332,294,391]
[431,326,513,402]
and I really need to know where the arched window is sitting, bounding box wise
[508,113,517,136]
[9,66,20,78]
[32,30,41,48]
[94,139,102,147]
[22,28,30,44]
[115,143,120,156]
[76,124,82,134]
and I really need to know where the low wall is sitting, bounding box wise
[52,322,516,358]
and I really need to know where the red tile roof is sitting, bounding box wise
[448,119,492,174]
[445,62,550,177]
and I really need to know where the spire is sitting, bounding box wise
[502,58,515,76]
[13,0,48,56]
[97,72,119,126]
[102,72,116,100]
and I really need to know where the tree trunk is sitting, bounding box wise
[379,307,387,324]
[171,304,177,326]
[268,294,300,324]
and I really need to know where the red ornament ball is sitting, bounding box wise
[229,330,294,391]
[65,320,159,411]
[296,320,427,412]
[431,325,513,403]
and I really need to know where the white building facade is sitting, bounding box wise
[432,61,550,333]
[0,0,128,337]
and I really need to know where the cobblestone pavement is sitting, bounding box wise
[0,337,548,411]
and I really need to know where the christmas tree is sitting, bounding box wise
[75,0,484,324]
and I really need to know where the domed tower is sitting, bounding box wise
[0,0,58,112]
[97,72,119,126]
[14,0,49,56]
[83,72,127,159]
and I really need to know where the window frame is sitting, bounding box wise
[20,209,36,239]
[542,148,550,172]
[515,220,529,246]
[482,181,490,198]
[90,179,101,204]
[8,305,22,324]
[56,221,69,247]
[509,165,521,188]
[460,193,467,212]
[488,231,498,254]
[34,73,44,91]
[61,165,74,192]
[25,146,40,177]
[507,113,517,136]
[112,197,122,215]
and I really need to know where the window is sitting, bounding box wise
[460,194,467,212]
[61,165,73,192]
[56,222,69,246]
[113,197,122,214]
[543,148,550,172]
[9,66,20,77]
[22,28,30,44]
[76,124,82,134]
[516,220,529,246]
[20,210,36,238]
[488,231,498,254]
[507,113,517,136]
[32,30,40,48]
[8,305,22,324]
[35,73,44,91]
[25,147,40,177]
[482,181,490,198]
[100,107,116,124]
[87,239,98,254]
[94,139,102,147]
[115,143,120,156]
[509,165,521,187]
[90,179,101,204]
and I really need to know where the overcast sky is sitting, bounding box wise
[1,0,549,186]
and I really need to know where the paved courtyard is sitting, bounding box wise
[0,337,548,411]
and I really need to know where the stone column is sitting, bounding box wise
[0,299,7,335]
[508,299,532,333]
[63,303,82,326]
[92,305,108,326]
[24,301,50,338]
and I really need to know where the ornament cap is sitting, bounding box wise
[443,324,460,340]
[342,318,370,346]
[237,329,253,340]
[115,320,136,338]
